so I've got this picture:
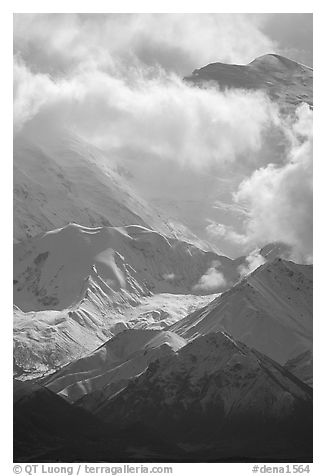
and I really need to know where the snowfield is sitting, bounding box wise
[14,223,230,377]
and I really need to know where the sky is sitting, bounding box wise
[13,13,313,262]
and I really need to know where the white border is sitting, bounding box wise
[2,3,325,474]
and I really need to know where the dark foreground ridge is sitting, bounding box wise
[14,333,313,462]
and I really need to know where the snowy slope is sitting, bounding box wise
[14,223,232,377]
[14,132,207,249]
[185,54,313,109]
[170,259,312,364]
[14,293,214,379]
[97,332,312,460]
[42,329,187,406]
[13,306,110,378]
[14,223,238,312]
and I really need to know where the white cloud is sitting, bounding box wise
[203,104,313,263]
[14,14,277,76]
[234,104,313,263]
[238,249,266,278]
[14,57,281,170]
[206,221,248,246]
[192,261,227,293]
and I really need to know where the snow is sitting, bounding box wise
[14,132,213,251]
[13,220,238,377]
[14,223,236,313]
[14,227,312,380]
[14,290,215,379]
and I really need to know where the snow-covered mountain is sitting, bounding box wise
[31,254,312,413]
[14,54,313,260]
[14,223,238,312]
[14,132,208,249]
[170,259,312,366]
[96,332,312,461]
[116,54,312,259]
[14,223,237,377]
[13,52,313,463]
[185,54,313,109]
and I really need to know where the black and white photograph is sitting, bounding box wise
[11,8,315,468]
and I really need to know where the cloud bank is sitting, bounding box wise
[234,104,313,263]
[14,57,280,169]
[14,14,277,76]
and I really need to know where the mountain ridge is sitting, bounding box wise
[170,258,312,365]
[95,331,312,461]
[185,53,313,108]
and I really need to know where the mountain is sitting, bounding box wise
[14,132,207,249]
[13,379,106,462]
[33,254,313,412]
[14,223,238,377]
[14,55,313,260]
[96,332,312,461]
[14,333,313,462]
[14,379,181,462]
[284,350,313,387]
[185,54,313,109]
[14,223,238,312]
[42,329,186,407]
[13,52,313,463]
[121,54,312,259]
[170,259,312,366]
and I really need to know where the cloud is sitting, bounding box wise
[233,104,312,263]
[14,56,281,169]
[192,261,227,293]
[206,221,248,246]
[13,56,284,258]
[204,104,312,263]
[14,13,277,76]
[237,249,266,278]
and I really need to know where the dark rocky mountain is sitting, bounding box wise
[13,379,182,462]
[285,350,313,387]
[95,332,312,461]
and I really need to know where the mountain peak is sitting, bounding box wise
[170,259,312,365]
[248,53,310,71]
[97,328,312,461]
[185,53,313,109]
